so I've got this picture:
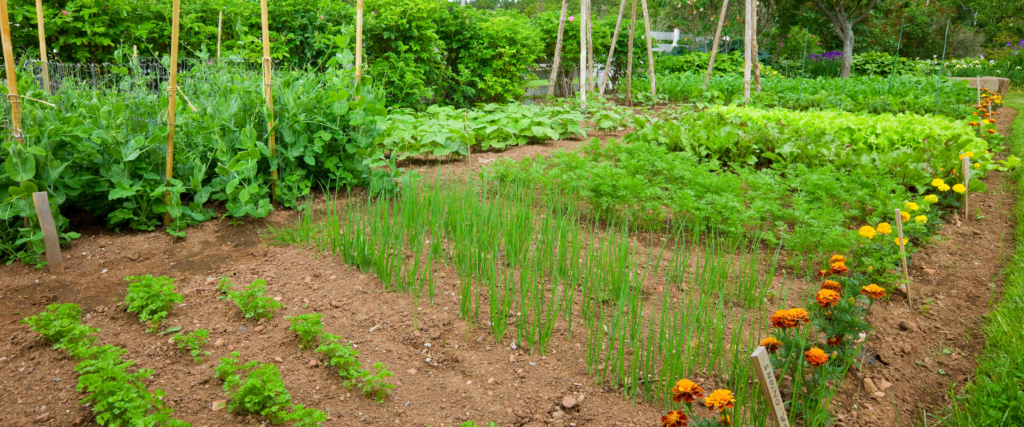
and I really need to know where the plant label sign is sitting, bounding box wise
[32,192,64,275]
[751,346,790,427]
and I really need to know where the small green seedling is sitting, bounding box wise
[226,279,283,320]
[216,277,234,299]
[172,329,212,362]
[316,339,364,380]
[123,275,184,331]
[214,351,326,424]
[286,313,325,349]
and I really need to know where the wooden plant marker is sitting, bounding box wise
[963,157,970,220]
[751,346,790,427]
[895,208,910,305]
[164,0,182,226]
[32,192,63,275]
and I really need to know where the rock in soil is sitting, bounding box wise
[562,395,578,409]
[863,378,878,393]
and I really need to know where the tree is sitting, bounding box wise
[813,0,881,77]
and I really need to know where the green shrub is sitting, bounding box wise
[227,279,284,320]
[123,275,184,331]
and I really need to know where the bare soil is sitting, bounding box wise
[0,108,1017,427]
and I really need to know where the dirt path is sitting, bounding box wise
[828,105,1019,426]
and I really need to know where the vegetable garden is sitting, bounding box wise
[1,0,1023,427]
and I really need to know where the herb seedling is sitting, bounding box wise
[287,313,325,349]
[172,329,212,362]
[216,277,234,299]
[123,275,184,331]
[226,279,283,320]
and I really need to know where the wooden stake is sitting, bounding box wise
[625,0,637,106]
[895,208,910,305]
[0,0,24,144]
[32,192,63,275]
[598,0,627,96]
[705,0,729,90]
[217,11,222,60]
[963,156,970,220]
[751,346,791,427]
[579,0,587,109]
[548,0,569,97]
[355,0,363,80]
[260,0,277,205]
[34,0,50,95]
[743,0,751,100]
[164,0,181,226]
[133,45,138,62]
[639,0,656,98]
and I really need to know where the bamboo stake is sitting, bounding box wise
[133,45,138,62]
[625,0,637,106]
[639,0,656,98]
[751,0,760,93]
[742,0,751,100]
[34,0,50,95]
[217,11,222,60]
[355,0,363,80]
[0,0,23,144]
[164,0,182,226]
[895,208,910,305]
[598,0,627,96]
[261,0,277,205]
[548,0,569,97]
[579,0,587,109]
[704,0,729,90]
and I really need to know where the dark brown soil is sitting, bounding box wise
[0,107,1016,427]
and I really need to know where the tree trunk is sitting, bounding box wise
[705,0,729,89]
[548,0,569,96]
[841,23,853,78]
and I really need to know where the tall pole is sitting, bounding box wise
[164,0,181,226]
[34,0,50,95]
[586,1,595,93]
[639,0,656,98]
[745,0,753,99]
[261,0,278,204]
[598,0,628,96]
[704,0,730,90]
[0,0,22,144]
[625,0,637,106]
[355,0,363,80]
[751,0,761,93]
[548,0,569,96]
[884,20,905,112]
[217,11,222,60]
[579,0,587,109]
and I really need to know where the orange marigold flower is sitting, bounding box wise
[829,254,846,265]
[987,129,996,134]
[671,379,704,404]
[719,414,735,426]
[805,347,829,367]
[815,269,830,278]
[820,280,842,293]
[704,389,736,412]
[861,284,886,299]
[830,262,849,275]
[770,308,810,329]
[815,289,841,308]
[760,337,782,353]
[827,336,843,346]
[661,410,688,427]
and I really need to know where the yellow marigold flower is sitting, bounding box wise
[805,347,829,367]
[939,184,951,192]
[915,215,927,225]
[959,151,974,159]
[704,389,736,412]
[904,202,919,212]
[901,211,911,222]
[829,254,847,265]
[661,410,688,427]
[861,284,886,299]
[894,237,908,246]
[931,178,945,187]
[821,280,842,293]
[760,337,781,353]
[924,194,939,203]
[815,289,841,308]
[953,184,966,193]
[671,379,704,404]
[876,222,892,234]
[974,163,980,169]
[858,225,877,239]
